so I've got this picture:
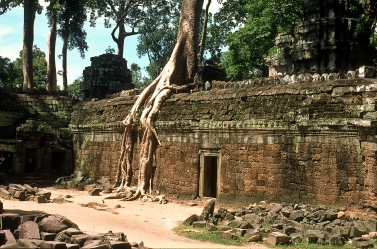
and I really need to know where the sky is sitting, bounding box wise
[0,1,222,88]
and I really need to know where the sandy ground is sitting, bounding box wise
[1,187,269,248]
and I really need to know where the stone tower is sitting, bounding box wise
[267,0,376,76]
[82,54,134,99]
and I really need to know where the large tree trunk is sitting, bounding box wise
[47,3,57,91]
[111,0,204,199]
[62,35,68,90]
[198,0,211,63]
[23,0,37,91]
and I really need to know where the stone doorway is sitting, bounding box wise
[51,151,66,174]
[0,152,13,171]
[25,148,37,173]
[199,150,221,198]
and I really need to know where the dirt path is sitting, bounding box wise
[1,188,269,248]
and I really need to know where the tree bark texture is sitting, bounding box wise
[62,35,68,90]
[198,0,211,63]
[47,4,57,91]
[23,0,37,91]
[112,0,204,199]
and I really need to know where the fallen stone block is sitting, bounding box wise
[71,234,91,247]
[39,216,68,233]
[214,230,238,240]
[366,219,377,232]
[13,191,26,201]
[206,222,217,231]
[352,237,374,249]
[54,215,79,229]
[28,239,44,247]
[18,221,40,239]
[88,188,101,196]
[305,229,324,244]
[329,235,344,246]
[52,198,64,204]
[65,244,80,249]
[9,184,26,191]
[0,214,21,232]
[244,229,262,242]
[17,239,38,248]
[201,199,215,218]
[216,224,231,231]
[4,229,16,244]
[84,185,96,192]
[267,232,291,246]
[40,241,67,249]
[23,184,36,195]
[36,191,51,200]
[0,188,11,200]
[233,228,247,236]
[109,241,131,249]
[192,221,207,228]
[290,232,303,244]
[41,232,56,241]
[183,214,198,226]
[34,196,47,203]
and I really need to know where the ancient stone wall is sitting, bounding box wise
[71,78,377,210]
[0,90,74,175]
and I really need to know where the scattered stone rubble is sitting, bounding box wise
[0,184,52,204]
[184,199,377,248]
[0,209,146,249]
[55,172,112,193]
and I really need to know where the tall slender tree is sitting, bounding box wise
[88,0,172,58]
[0,0,42,90]
[56,0,88,90]
[46,0,58,91]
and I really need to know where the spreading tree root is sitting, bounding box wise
[112,76,196,202]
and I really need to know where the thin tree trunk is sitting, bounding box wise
[198,0,211,63]
[23,0,37,91]
[112,0,204,200]
[47,3,57,91]
[62,35,68,90]
[117,24,126,58]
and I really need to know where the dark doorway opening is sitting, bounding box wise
[25,149,37,173]
[203,156,218,198]
[0,152,13,171]
[51,151,66,174]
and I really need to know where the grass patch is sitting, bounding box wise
[173,223,247,246]
[274,242,357,249]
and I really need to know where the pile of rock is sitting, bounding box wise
[0,211,144,249]
[184,200,377,248]
[0,184,52,203]
[55,173,112,193]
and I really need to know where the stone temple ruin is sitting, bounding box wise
[0,0,377,215]
[267,0,376,76]
[82,54,133,99]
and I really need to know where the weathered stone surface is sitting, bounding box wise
[267,232,291,246]
[34,196,47,204]
[192,221,207,228]
[109,241,131,249]
[18,221,40,239]
[88,188,101,196]
[40,241,67,249]
[352,237,374,249]
[39,216,68,233]
[41,232,56,241]
[183,214,198,226]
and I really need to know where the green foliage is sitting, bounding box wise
[173,224,246,246]
[68,76,84,99]
[217,0,308,80]
[52,0,88,59]
[0,56,14,87]
[136,0,181,79]
[130,63,150,88]
[0,0,42,15]
[11,45,47,88]
[105,46,115,54]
